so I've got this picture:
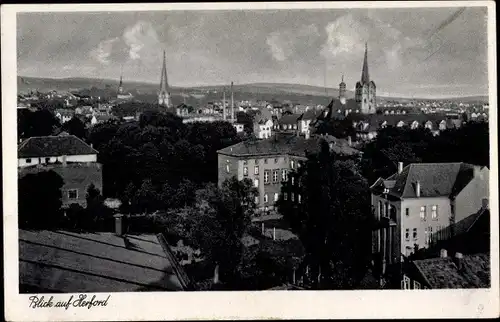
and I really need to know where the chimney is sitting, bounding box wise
[398,162,403,174]
[440,249,448,258]
[347,136,352,147]
[231,82,234,123]
[114,214,124,236]
[415,181,421,198]
[62,155,67,167]
[454,252,463,270]
[213,264,220,284]
[90,143,93,149]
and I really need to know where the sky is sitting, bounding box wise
[17,7,489,98]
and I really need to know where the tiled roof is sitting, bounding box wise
[18,134,98,158]
[299,109,322,121]
[413,253,490,289]
[217,134,360,157]
[19,229,189,292]
[278,114,301,125]
[372,163,481,199]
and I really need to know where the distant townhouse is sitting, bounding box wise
[54,109,75,124]
[217,134,360,212]
[369,162,489,285]
[75,105,94,117]
[297,109,321,137]
[18,133,102,208]
[275,114,301,133]
[253,108,274,139]
[90,114,118,125]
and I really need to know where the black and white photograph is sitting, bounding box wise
[2,1,498,320]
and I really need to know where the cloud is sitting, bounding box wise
[320,14,368,59]
[90,37,119,65]
[266,24,320,62]
[123,21,162,61]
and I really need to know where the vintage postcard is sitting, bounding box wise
[2,1,499,320]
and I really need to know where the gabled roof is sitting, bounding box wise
[278,114,301,125]
[217,134,360,158]
[413,253,490,289]
[371,163,483,199]
[19,229,189,292]
[18,134,98,158]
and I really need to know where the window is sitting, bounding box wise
[45,157,50,163]
[414,281,421,290]
[413,228,418,240]
[264,194,268,203]
[273,170,279,183]
[405,229,410,241]
[264,171,269,184]
[290,160,295,169]
[274,158,278,164]
[254,196,259,204]
[254,166,259,175]
[291,193,295,202]
[26,158,32,163]
[431,205,438,219]
[429,226,433,244]
[281,169,287,181]
[283,193,288,201]
[274,193,279,202]
[68,189,78,200]
[420,206,426,220]
[291,176,295,185]
[405,208,410,217]
[298,194,302,204]
[243,167,248,176]
[226,164,230,173]
[254,179,259,188]
[264,158,268,164]
[403,275,410,290]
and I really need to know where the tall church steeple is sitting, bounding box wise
[158,50,172,109]
[361,42,370,84]
[355,42,376,114]
[118,75,124,94]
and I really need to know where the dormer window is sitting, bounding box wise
[383,188,390,194]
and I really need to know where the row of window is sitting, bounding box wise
[251,170,288,185]
[24,157,54,164]
[256,193,280,204]
[242,158,284,166]
[405,226,443,245]
[282,192,302,203]
[402,275,428,290]
[379,201,439,220]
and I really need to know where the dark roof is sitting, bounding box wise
[372,163,483,199]
[217,134,359,158]
[299,109,322,121]
[413,253,490,289]
[18,134,98,158]
[278,114,301,125]
[19,229,189,292]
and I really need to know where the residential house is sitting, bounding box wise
[275,114,301,133]
[253,108,274,139]
[297,109,321,137]
[18,133,102,207]
[19,216,191,293]
[54,109,75,124]
[75,105,94,117]
[369,162,489,285]
[217,134,360,212]
[90,114,117,125]
[233,123,245,133]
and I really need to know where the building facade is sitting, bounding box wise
[369,162,489,285]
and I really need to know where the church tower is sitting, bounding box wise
[158,50,173,109]
[339,74,346,105]
[118,75,124,95]
[355,43,376,114]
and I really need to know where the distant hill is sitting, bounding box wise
[17,76,488,104]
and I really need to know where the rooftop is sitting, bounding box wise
[19,229,190,293]
[217,134,360,158]
[413,253,490,289]
[372,163,485,199]
[18,134,98,158]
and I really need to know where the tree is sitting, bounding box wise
[62,116,87,140]
[18,170,65,229]
[18,109,61,139]
[277,141,372,289]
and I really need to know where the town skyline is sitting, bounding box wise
[17,7,488,99]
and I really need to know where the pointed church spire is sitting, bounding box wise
[361,42,370,84]
[119,75,123,87]
[159,50,172,108]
